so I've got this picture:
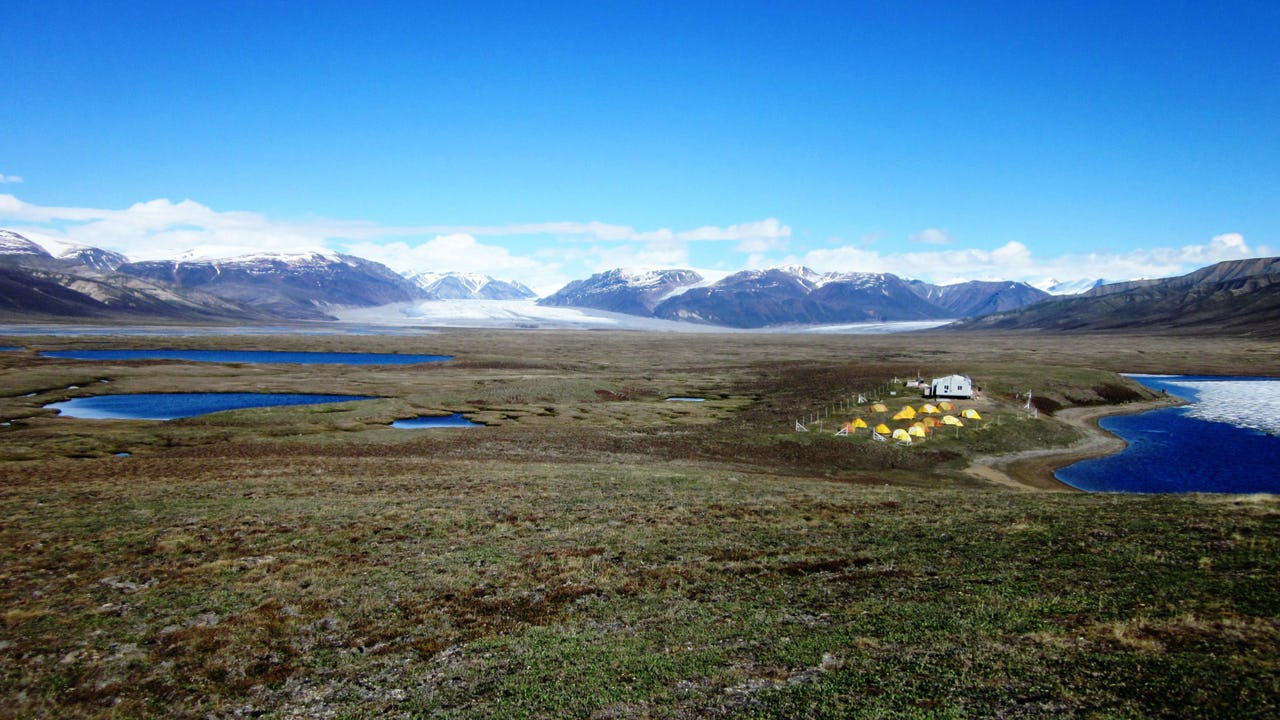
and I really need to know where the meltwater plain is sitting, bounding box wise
[39,349,451,365]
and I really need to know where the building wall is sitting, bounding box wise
[931,375,973,398]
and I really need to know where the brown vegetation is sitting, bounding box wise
[1,328,1278,717]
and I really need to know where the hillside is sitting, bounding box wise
[545,266,1049,328]
[118,253,426,320]
[953,257,1280,337]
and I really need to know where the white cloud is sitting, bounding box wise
[0,173,22,184]
[2,193,1269,294]
[909,228,953,245]
[344,233,545,274]
[0,193,800,296]
[799,235,1268,285]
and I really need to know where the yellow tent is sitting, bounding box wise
[938,401,956,411]
[874,423,892,434]
[852,418,868,429]
[892,406,917,420]
[962,408,982,420]
[942,415,964,427]
[922,416,940,428]
[921,403,939,414]
[870,402,889,413]
[908,424,927,438]
[891,428,912,443]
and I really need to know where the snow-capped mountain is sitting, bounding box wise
[407,271,536,300]
[538,268,706,315]
[57,246,129,272]
[651,267,945,327]
[0,230,267,322]
[0,229,53,257]
[908,280,1051,317]
[538,266,1052,328]
[117,252,426,320]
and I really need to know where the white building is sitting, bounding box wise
[930,374,973,399]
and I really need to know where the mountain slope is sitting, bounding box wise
[652,268,816,327]
[0,230,53,258]
[0,230,266,322]
[910,280,1051,317]
[407,272,536,300]
[952,257,1280,337]
[118,252,426,320]
[0,259,263,322]
[541,266,1052,328]
[538,269,705,316]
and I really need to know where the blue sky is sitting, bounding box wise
[2,1,1276,293]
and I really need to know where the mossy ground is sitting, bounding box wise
[1,329,1278,718]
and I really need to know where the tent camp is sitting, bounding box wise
[892,406,917,420]
[930,374,973,399]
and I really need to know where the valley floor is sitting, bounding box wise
[1,329,1278,717]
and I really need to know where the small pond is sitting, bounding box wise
[665,397,706,402]
[47,393,376,420]
[39,349,451,365]
[391,413,483,429]
[0,346,23,352]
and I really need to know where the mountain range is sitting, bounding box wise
[1,228,1275,335]
[952,256,1280,337]
[539,265,1050,328]
[0,230,523,322]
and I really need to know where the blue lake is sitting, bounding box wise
[0,346,22,352]
[1056,375,1280,494]
[47,393,376,420]
[391,413,482,429]
[39,349,451,365]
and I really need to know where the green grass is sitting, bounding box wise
[2,329,1279,717]
[1,459,1276,718]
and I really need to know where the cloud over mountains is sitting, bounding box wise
[1,193,1269,295]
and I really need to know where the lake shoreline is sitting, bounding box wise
[963,396,1186,492]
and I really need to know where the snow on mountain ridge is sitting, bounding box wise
[1034,277,1114,295]
[0,229,53,257]
[172,248,348,265]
